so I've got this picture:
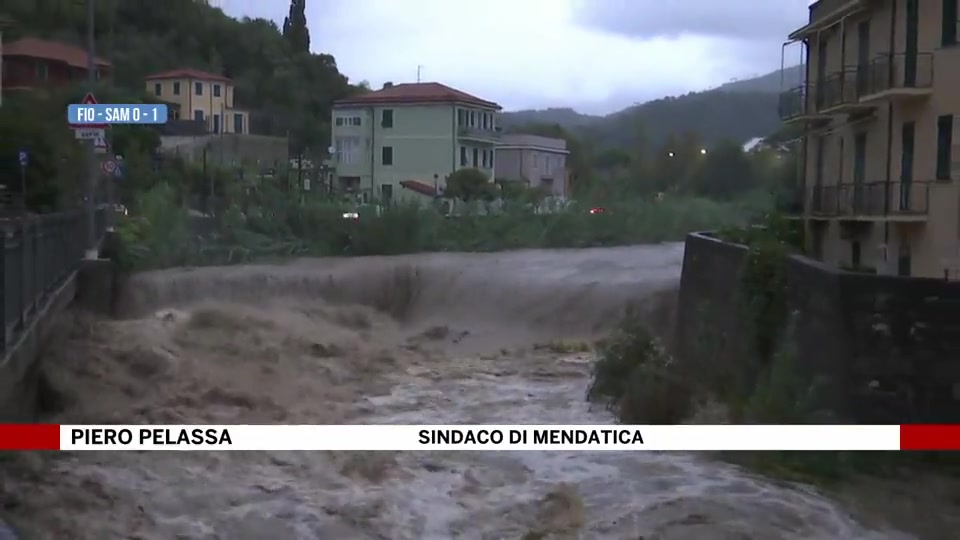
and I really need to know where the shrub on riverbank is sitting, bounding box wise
[116,182,770,272]
[586,306,695,424]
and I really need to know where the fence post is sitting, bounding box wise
[33,217,40,312]
[0,227,6,355]
[16,220,24,331]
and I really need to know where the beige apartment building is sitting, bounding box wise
[781,0,959,278]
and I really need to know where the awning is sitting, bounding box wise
[399,180,438,197]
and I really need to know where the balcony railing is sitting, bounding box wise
[779,83,815,121]
[837,182,886,216]
[888,180,930,215]
[458,126,501,142]
[810,184,839,216]
[821,68,871,110]
[808,180,931,219]
[864,52,934,99]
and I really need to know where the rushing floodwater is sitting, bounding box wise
[0,245,950,539]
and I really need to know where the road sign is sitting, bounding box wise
[93,135,108,154]
[69,93,107,129]
[102,159,117,176]
[18,150,28,168]
[75,128,105,140]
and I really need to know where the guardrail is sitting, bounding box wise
[0,208,106,355]
[778,84,810,120]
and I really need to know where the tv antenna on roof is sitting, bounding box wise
[417,65,424,83]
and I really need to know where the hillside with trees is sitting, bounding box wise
[500,65,802,152]
[1,0,362,150]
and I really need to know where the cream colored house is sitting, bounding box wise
[144,68,249,134]
[781,0,960,278]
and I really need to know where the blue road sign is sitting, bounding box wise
[18,150,28,167]
[67,103,169,125]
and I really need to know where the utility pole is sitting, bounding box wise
[84,0,98,260]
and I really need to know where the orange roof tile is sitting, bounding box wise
[144,68,233,83]
[3,38,110,68]
[335,82,500,109]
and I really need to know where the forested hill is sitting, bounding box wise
[500,66,801,151]
[2,0,362,148]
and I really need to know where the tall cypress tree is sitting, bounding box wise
[282,0,310,53]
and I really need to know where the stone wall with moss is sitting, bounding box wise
[676,231,960,424]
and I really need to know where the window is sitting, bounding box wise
[234,113,244,134]
[472,147,479,167]
[195,82,203,95]
[460,146,468,167]
[336,117,344,126]
[381,109,394,128]
[943,0,958,46]
[937,114,954,180]
[335,136,361,164]
[470,110,476,127]
[173,82,181,95]
[482,113,489,130]
[382,146,394,165]
[544,154,552,174]
[154,83,162,96]
[458,109,465,126]
[482,149,488,168]
[350,116,361,126]
[194,110,204,122]
[851,241,861,268]
[213,114,221,134]
[35,61,49,81]
[213,84,221,97]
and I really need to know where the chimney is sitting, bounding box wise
[382,82,394,89]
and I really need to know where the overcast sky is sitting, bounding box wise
[218,0,811,114]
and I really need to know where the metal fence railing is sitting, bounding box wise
[0,208,106,356]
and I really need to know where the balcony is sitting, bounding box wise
[458,126,501,143]
[808,180,930,221]
[861,53,933,104]
[810,184,839,217]
[820,68,875,115]
[836,182,886,218]
[887,180,930,221]
[778,83,831,123]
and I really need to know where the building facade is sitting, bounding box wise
[144,68,249,135]
[1,37,110,93]
[495,134,570,198]
[781,0,959,278]
[330,82,502,204]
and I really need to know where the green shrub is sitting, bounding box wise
[587,306,694,424]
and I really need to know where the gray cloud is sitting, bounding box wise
[574,0,809,42]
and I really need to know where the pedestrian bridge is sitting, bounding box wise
[0,208,109,420]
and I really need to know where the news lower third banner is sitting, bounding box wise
[0,424,957,451]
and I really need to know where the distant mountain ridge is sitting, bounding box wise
[500,65,804,151]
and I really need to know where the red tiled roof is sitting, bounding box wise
[400,180,439,197]
[3,38,110,68]
[335,82,500,109]
[144,68,233,83]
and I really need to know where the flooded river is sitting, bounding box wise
[0,245,954,539]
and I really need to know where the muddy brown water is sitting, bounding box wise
[1,245,957,539]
